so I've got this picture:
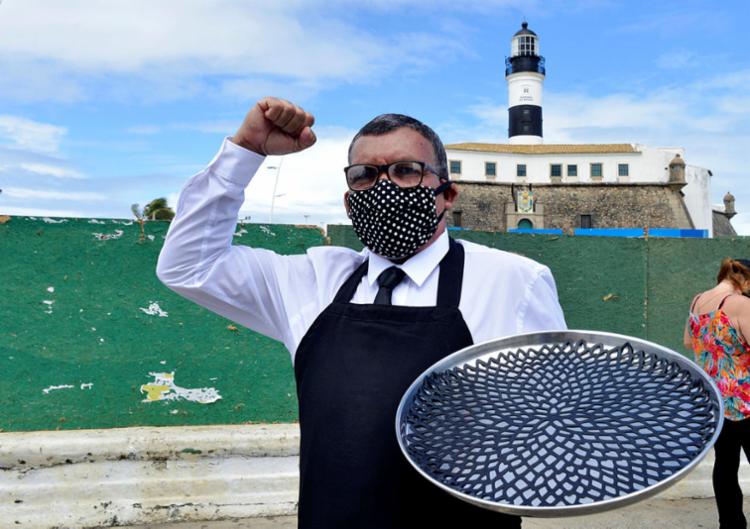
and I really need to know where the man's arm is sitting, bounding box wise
[156,97,317,349]
[230,96,316,156]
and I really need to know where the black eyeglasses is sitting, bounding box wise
[344,161,439,191]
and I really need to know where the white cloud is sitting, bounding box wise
[2,187,106,201]
[237,130,354,225]
[0,205,87,218]
[0,115,67,154]
[731,213,750,237]
[181,121,238,135]
[18,163,85,179]
[0,58,83,103]
[0,1,465,102]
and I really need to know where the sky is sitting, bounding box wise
[0,0,749,232]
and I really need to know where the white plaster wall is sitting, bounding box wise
[683,165,713,235]
[446,149,644,183]
[445,145,691,185]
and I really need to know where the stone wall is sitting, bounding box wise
[450,181,694,232]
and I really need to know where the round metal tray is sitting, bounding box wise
[396,330,723,517]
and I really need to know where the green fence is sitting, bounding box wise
[0,218,324,432]
[2,218,749,432]
[329,225,750,352]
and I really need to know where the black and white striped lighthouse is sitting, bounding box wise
[506,22,545,144]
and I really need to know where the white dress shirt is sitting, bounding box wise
[157,138,567,361]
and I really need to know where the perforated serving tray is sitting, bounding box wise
[396,330,723,517]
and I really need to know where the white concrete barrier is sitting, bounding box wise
[1,425,300,528]
[2,424,749,528]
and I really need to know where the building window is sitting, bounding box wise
[567,164,578,177]
[590,163,603,179]
[518,36,536,56]
[580,214,593,229]
[449,160,461,175]
[550,164,562,178]
[516,164,527,178]
[452,210,462,228]
[618,164,629,177]
[485,162,497,178]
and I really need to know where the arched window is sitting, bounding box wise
[517,218,533,230]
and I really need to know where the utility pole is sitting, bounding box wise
[268,157,284,223]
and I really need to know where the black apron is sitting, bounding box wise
[294,238,521,529]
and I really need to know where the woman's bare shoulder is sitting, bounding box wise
[721,293,750,315]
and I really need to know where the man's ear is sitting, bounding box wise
[441,182,458,211]
[343,191,351,218]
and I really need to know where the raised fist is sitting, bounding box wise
[231,97,316,156]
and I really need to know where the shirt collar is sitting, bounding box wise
[366,231,450,288]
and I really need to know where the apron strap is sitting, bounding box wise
[436,238,465,308]
[332,237,465,307]
[333,259,369,303]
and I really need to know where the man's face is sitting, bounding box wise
[346,126,453,204]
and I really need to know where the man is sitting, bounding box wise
[157,97,567,528]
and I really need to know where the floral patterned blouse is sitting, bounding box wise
[689,294,750,421]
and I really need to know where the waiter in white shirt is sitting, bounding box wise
[157,97,567,529]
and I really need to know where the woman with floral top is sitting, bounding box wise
[685,258,750,529]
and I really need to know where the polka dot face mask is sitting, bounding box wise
[347,179,448,260]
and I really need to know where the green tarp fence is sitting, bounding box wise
[1,217,749,432]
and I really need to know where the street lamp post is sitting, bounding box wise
[267,157,284,223]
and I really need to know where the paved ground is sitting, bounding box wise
[119,497,744,529]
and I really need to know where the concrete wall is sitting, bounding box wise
[444,145,711,237]
[449,181,693,232]
[5,423,748,528]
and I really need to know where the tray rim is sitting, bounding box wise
[395,329,725,517]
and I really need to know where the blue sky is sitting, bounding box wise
[1,0,749,232]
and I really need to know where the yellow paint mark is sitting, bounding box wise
[140,371,221,404]
[141,384,172,401]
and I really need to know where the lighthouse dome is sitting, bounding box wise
[511,22,540,57]
[514,21,537,37]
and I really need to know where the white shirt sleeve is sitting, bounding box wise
[517,265,567,333]
[156,139,325,354]
[157,140,568,357]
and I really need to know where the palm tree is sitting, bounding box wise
[131,203,146,242]
[143,198,175,221]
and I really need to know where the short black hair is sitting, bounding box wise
[348,113,449,180]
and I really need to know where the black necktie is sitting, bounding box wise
[374,267,406,305]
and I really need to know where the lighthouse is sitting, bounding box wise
[506,21,545,144]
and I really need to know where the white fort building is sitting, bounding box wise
[445,22,735,237]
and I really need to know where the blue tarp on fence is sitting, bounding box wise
[507,228,564,235]
[574,228,708,238]
[504,228,708,238]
